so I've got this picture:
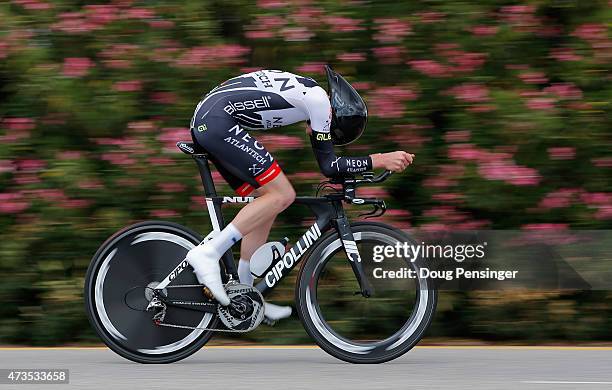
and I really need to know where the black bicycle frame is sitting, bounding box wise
[156,150,372,298]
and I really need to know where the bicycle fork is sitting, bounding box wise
[335,215,373,298]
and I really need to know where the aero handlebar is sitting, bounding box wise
[344,170,393,186]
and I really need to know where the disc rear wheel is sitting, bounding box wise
[84,221,217,363]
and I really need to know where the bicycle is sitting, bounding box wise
[84,140,437,364]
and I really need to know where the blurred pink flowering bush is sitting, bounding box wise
[0,0,610,345]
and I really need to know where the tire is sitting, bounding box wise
[295,222,437,364]
[84,221,218,363]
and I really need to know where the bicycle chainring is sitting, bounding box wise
[217,283,265,332]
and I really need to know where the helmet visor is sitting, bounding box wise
[325,65,368,146]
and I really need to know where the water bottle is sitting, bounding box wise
[249,237,289,277]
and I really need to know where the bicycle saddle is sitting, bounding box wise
[176,141,207,156]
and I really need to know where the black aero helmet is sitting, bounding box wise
[325,65,368,146]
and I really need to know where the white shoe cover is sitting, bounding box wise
[185,245,230,306]
[264,302,292,321]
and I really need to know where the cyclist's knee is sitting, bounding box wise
[258,174,295,213]
[270,185,295,213]
[278,185,296,210]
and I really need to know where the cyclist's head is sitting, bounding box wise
[325,65,368,146]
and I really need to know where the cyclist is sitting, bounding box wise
[186,66,414,321]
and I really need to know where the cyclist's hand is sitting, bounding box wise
[371,151,414,172]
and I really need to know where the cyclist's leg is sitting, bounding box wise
[240,199,275,260]
[187,111,295,306]
[191,113,296,234]
[224,173,295,280]
[231,178,295,320]
[230,172,295,233]
[238,215,274,286]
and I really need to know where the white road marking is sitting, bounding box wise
[523,381,612,385]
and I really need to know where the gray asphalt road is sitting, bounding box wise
[0,346,611,390]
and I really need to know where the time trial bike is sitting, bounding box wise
[84,140,437,364]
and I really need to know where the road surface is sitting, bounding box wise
[0,346,611,389]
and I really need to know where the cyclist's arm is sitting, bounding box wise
[304,86,372,177]
[309,131,372,177]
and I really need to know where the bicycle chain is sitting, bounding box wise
[162,284,206,289]
[152,283,270,332]
[156,320,253,333]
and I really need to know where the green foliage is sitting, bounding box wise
[0,0,610,344]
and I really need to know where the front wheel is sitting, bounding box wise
[296,222,437,364]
